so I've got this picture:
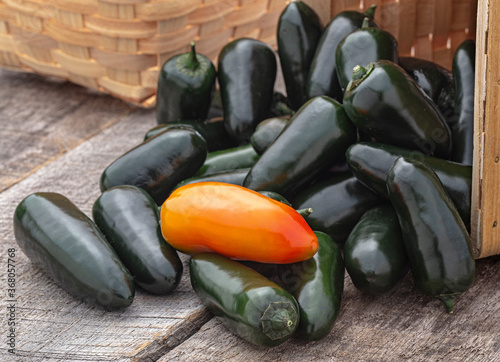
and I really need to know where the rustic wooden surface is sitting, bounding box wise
[471,0,500,259]
[0,67,499,362]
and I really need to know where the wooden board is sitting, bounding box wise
[0,70,134,193]
[0,47,499,361]
[158,258,500,361]
[471,0,500,258]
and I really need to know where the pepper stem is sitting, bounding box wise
[352,65,368,81]
[261,301,298,341]
[439,294,456,314]
[186,42,200,70]
[346,62,375,92]
[364,5,377,19]
[362,17,371,29]
[297,208,313,218]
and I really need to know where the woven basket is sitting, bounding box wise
[0,0,477,107]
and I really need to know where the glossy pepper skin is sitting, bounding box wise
[218,38,277,143]
[344,205,408,294]
[343,61,452,158]
[13,192,134,310]
[144,119,235,152]
[92,186,183,295]
[398,56,455,124]
[386,157,476,313]
[194,144,259,177]
[190,253,300,347]
[277,232,344,341]
[100,127,207,205]
[291,172,383,244]
[277,1,322,110]
[156,42,216,124]
[307,6,377,102]
[243,96,357,198]
[160,182,318,264]
[336,17,398,93]
[250,116,290,155]
[345,142,472,230]
[450,39,476,165]
[269,92,295,118]
[173,168,250,190]
[258,190,292,206]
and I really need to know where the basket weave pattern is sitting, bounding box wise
[0,0,477,107]
[320,0,478,70]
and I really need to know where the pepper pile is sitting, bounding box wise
[13,2,477,348]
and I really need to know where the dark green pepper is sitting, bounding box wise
[307,5,377,102]
[277,1,323,110]
[386,157,476,313]
[291,172,383,243]
[343,60,452,158]
[190,253,299,347]
[13,192,134,310]
[336,17,398,93]
[92,186,183,295]
[398,56,455,124]
[156,42,216,124]
[258,190,292,206]
[173,168,250,190]
[257,191,312,219]
[243,96,357,198]
[345,142,472,230]
[250,116,290,155]
[144,119,235,152]
[269,92,295,118]
[207,88,224,119]
[344,205,408,294]
[277,232,344,341]
[218,38,277,143]
[100,127,207,205]
[194,144,259,177]
[450,39,476,165]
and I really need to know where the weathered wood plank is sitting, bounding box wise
[160,255,500,361]
[0,107,212,361]
[0,69,135,193]
[471,0,500,258]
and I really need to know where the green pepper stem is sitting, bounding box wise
[439,294,456,314]
[261,301,298,340]
[297,208,313,218]
[362,17,371,29]
[346,62,375,92]
[364,5,377,19]
[186,42,200,70]
[352,65,368,81]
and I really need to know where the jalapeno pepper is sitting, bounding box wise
[156,42,216,124]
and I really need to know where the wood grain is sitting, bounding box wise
[159,256,500,361]
[471,0,500,258]
[0,69,134,193]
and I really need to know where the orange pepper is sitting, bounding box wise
[160,182,318,263]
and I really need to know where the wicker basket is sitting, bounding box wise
[308,0,477,70]
[0,0,288,107]
[0,0,476,108]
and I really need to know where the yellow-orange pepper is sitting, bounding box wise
[160,182,318,263]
